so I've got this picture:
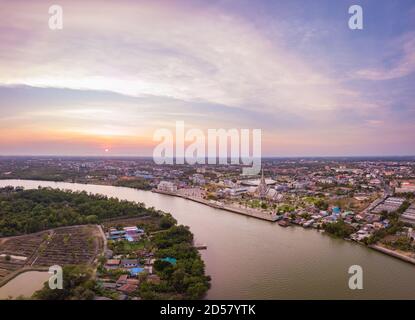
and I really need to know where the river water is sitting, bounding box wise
[0,271,50,299]
[1,179,414,299]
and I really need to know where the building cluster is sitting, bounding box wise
[371,197,405,214]
[152,160,415,249]
[95,225,171,300]
[401,203,415,225]
[106,226,145,242]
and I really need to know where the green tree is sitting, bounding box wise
[33,265,95,300]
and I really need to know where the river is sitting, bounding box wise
[0,271,50,299]
[1,179,414,299]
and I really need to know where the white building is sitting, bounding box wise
[191,174,206,185]
[157,181,177,193]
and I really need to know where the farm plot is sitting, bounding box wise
[0,232,48,258]
[32,225,103,266]
[0,225,103,284]
[0,231,49,282]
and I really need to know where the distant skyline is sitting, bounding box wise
[1,0,415,156]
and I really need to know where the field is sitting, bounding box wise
[0,225,104,285]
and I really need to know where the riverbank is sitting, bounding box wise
[369,244,415,265]
[152,189,278,222]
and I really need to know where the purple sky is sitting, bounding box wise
[0,0,414,156]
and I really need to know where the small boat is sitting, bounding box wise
[194,243,208,250]
[275,215,284,221]
[303,219,315,228]
[278,220,290,227]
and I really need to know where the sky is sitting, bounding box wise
[0,0,414,157]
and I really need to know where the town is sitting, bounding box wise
[1,156,415,265]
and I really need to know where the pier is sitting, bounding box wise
[194,243,208,250]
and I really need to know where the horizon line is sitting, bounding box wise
[0,154,414,159]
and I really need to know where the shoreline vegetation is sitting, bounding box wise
[0,186,210,300]
[0,174,153,191]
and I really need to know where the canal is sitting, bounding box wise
[1,179,414,299]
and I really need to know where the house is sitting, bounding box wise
[396,181,415,193]
[400,204,415,225]
[116,275,128,286]
[145,266,153,274]
[332,207,341,215]
[373,222,384,230]
[126,278,140,286]
[341,211,354,218]
[108,229,125,240]
[157,181,177,193]
[105,259,121,270]
[101,282,117,290]
[365,214,381,223]
[147,274,161,284]
[319,210,329,217]
[118,284,138,294]
[121,259,139,268]
[107,226,144,242]
[123,226,144,233]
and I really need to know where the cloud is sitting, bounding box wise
[355,32,415,80]
[0,0,414,156]
[0,0,357,117]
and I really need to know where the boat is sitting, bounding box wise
[275,215,284,221]
[303,219,315,228]
[278,220,290,227]
[194,243,208,250]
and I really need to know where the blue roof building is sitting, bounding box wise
[162,257,177,265]
[129,267,145,276]
[332,207,341,215]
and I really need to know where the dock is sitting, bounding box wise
[194,243,208,250]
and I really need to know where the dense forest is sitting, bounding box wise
[0,186,157,236]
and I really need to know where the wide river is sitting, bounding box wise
[1,179,415,299]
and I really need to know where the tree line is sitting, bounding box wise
[0,186,156,236]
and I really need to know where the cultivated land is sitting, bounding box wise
[0,225,103,286]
